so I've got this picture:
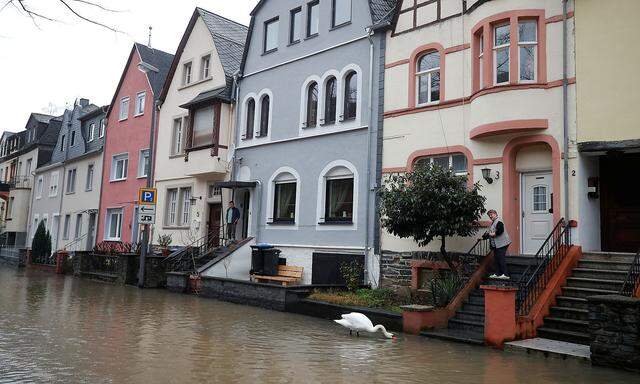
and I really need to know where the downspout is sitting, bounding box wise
[562,0,570,223]
[364,26,375,280]
[55,114,71,251]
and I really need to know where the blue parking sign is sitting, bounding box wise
[138,188,157,205]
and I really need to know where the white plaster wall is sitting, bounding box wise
[576,154,601,251]
[202,238,255,280]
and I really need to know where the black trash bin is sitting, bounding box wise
[250,243,281,275]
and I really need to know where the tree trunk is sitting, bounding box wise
[440,236,459,274]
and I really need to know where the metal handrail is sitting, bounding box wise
[443,238,491,302]
[619,248,640,296]
[516,218,572,316]
[163,226,225,273]
[61,232,89,252]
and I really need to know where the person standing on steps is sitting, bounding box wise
[483,209,511,280]
[226,201,240,243]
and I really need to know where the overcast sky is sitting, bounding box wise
[0,0,258,134]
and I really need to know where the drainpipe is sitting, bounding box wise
[562,0,570,224]
[364,27,375,282]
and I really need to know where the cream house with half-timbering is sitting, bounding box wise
[153,8,247,246]
[382,0,577,255]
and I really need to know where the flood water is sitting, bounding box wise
[0,267,636,384]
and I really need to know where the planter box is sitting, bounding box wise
[401,305,450,334]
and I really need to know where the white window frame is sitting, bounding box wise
[99,119,106,138]
[165,186,192,227]
[171,117,185,156]
[493,23,511,85]
[88,122,95,142]
[415,153,469,176]
[138,149,150,178]
[166,188,178,226]
[183,62,193,85]
[135,91,146,116]
[86,164,94,191]
[36,175,44,199]
[111,153,128,181]
[415,52,441,106]
[180,188,191,226]
[49,171,59,197]
[316,160,359,230]
[266,167,301,228]
[200,54,211,79]
[478,33,484,89]
[518,20,538,83]
[104,208,123,241]
[66,168,77,194]
[119,97,130,121]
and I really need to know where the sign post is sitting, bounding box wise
[138,187,157,288]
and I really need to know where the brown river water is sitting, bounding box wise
[0,267,636,383]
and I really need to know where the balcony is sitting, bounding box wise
[8,176,31,189]
[183,145,230,177]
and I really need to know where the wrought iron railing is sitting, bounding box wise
[163,226,225,273]
[619,249,640,297]
[516,219,571,316]
[62,233,89,252]
[8,176,31,189]
[439,238,491,304]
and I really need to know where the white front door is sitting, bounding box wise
[521,172,554,255]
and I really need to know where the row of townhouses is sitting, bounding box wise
[1,0,638,286]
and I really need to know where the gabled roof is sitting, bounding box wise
[159,8,247,102]
[106,43,174,119]
[135,43,174,97]
[179,77,234,109]
[31,113,55,124]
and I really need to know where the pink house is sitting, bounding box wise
[97,43,173,244]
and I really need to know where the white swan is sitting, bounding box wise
[334,312,395,339]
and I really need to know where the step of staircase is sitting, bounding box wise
[454,309,485,323]
[555,295,589,310]
[421,328,484,345]
[537,327,590,345]
[580,251,637,264]
[448,318,484,333]
[565,276,624,291]
[560,286,618,299]
[549,306,589,321]
[577,259,632,271]
[570,267,628,280]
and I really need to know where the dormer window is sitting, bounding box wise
[88,123,95,142]
[70,131,76,147]
[60,134,66,151]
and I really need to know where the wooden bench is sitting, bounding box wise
[251,265,303,286]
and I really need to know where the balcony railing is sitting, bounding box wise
[7,176,31,189]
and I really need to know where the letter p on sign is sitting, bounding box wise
[139,188,157,205]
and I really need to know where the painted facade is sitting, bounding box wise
[97,43,173,245]
[153,8,247,246]
[0,113,61,246]
[382,0,577,255]
[29,100,107,252]
[574,0,640,252]
[231,0,395,284]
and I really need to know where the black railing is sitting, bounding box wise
[443,238,492,303]
[516,219,571,316]
[163,226,224,273]
[619,249,640,297]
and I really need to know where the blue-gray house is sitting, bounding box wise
[225,0,396,285]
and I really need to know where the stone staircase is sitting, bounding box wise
[536,251,634,345]
[421,256,535,344]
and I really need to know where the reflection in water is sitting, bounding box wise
[0,267,634,383]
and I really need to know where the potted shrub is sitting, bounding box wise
[158,234,173,257]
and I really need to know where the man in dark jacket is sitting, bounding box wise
[483,209,511,279]
[226,201,240,242]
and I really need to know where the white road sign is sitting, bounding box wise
[138,205,156,225]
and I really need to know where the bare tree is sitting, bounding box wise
[2,0,124,32]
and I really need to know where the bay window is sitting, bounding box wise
[494,24,510,84]
[191,106,215,148]
[518,20,537,82]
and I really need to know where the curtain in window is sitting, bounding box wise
[326,178,353,221]
[246,99,255,139]
[260,96,270,137]
[306,82,318,127]
[274,182,296,221]
[324,77,337,124]
[192,106,215,148]
[343,72,357,120]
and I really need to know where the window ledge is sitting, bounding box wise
[262,48,278,56]
[134,113,144,118]
[177,77,212,91]
[287,40,301,47]
[305,34,318,41]
[110,178,127,183]
[267,220,296,226]
[118,118,128,122]
[169,154,186,159]
[318,220,353,225]
[162,226,190,230]
[330,21,351,31]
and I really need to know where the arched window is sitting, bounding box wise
[273,172,297,223]
[245,98,255,139]
[343,71,357,121]
[259,95,270,137]
[324,166,354,222]
[306,82,318,128]
[416,51,440,105]
[324,77,337,125]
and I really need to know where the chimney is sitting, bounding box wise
[78,98,90,108]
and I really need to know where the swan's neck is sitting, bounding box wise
[373,324,394,338]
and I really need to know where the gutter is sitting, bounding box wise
[562,0,570,222]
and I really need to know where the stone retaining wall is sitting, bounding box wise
[380,250,461,292]
[588,294,640,372]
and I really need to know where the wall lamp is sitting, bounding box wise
[481,167,493,184]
